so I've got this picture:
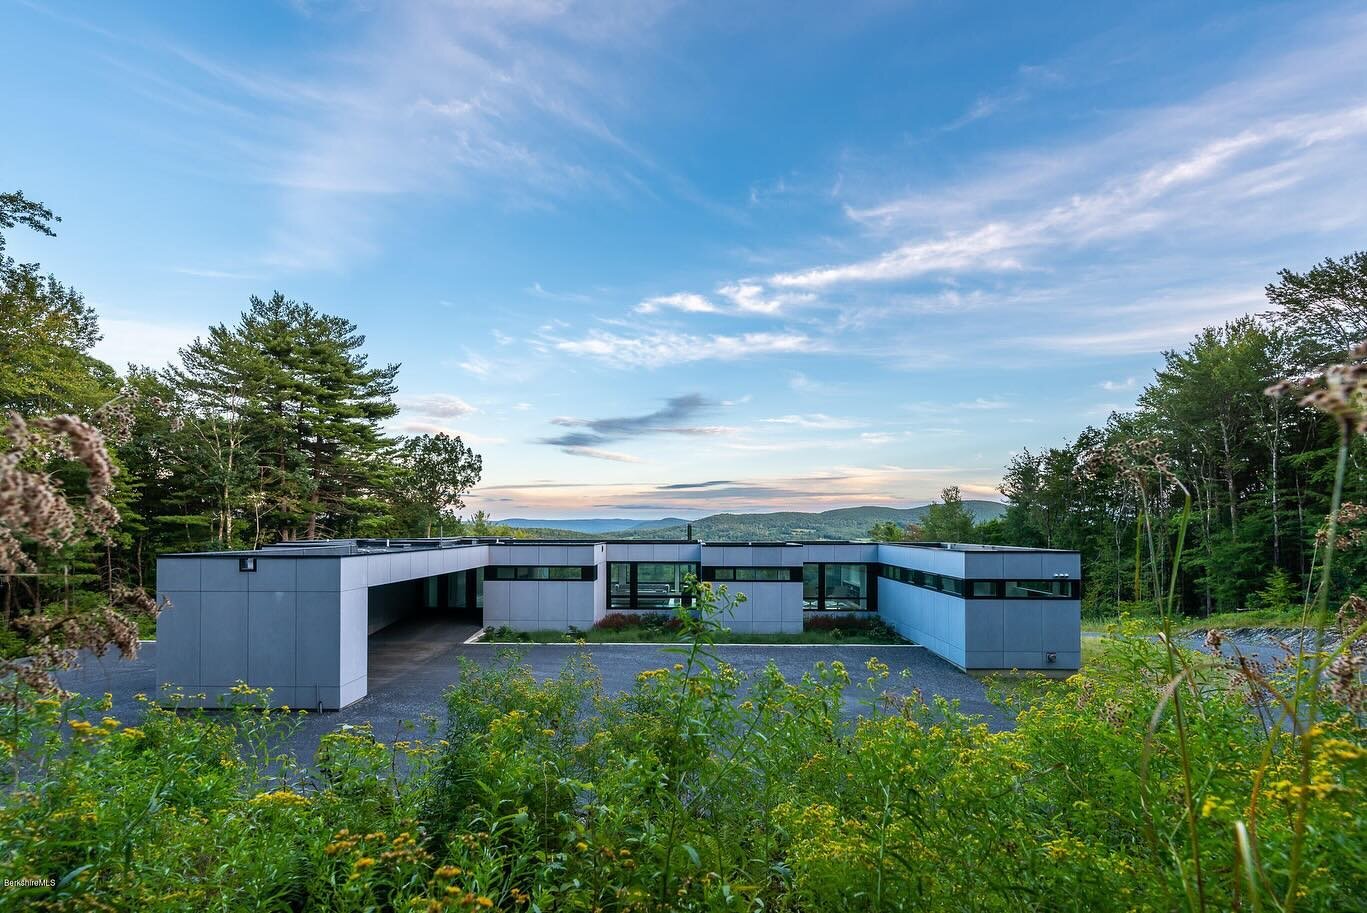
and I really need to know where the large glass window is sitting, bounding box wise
[803,563,821,609]
[607,562,699,610]
[804,563,873,611]
[824,563,868,610]
[609,562,633,608]
[423,569,482,613]
[637,562,692,609]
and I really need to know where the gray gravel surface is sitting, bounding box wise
[57,620,1012,763]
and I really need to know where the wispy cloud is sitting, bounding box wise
[529,281,594,303]
[552,328,822,367]
[761,414,864,430]
[715,282,814,315]
[617,16,1367,363]
[635,283,815,317]
[858,430,913,445]
[170,266,260,280]
[636,292,718,314]
[458,352,495,378]
[936,63,1063,133]
[1099,377,1137,392]
[538,393,724,459]
[561,446,644,463]
[775,101,1367,291]
[400,420,506,446]
[81,1,686,271]
[658,479,736,490]
[399,393,477,418]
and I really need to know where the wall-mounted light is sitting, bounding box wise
[239,557,257,573]
[1046,651,1057,663]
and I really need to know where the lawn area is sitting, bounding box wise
[484,615,907,645]
[1082,607,1309,634]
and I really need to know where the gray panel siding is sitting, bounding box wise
[158,541,1079,710]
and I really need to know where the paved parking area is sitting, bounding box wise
[58,618,1011,762]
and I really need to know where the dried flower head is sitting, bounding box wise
[1266,340,1367,433]
[0,411,119,574]
[1338,594,1367,644]
[0,405,165,703]
[1315,502,1366,552]
[1076,437,1185,498]
[1326,652,1365,711]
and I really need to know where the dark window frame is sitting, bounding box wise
[700,566,803,583]
[488,565,597,582]
[802,562,877,612]
[606,561,699,611]
[876,565,1079,600]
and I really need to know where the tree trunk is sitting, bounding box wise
[1270,399,1281,566]
[1220,418,1239,535]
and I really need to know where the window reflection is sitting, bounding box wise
[1005,580,1075,598]
[804,563,870,610]
[607,562,699,610]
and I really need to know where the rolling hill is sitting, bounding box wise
[496,502,1006,541]
[501,517,690,533]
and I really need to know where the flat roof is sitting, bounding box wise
[161,537,1078,559]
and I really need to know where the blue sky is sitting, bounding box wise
[4,1,1366,519]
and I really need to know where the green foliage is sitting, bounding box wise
[1002,255,1367,619]
[916,485,978,542]
[2,590,1362,911]
[0,190,58,246]
[0,189,498,652]
[1263,250,1367,356]
[171,292,402,543]
[867,519,915,542]
[0,191,112,417]
[389,433,484,537]
[1250,567,1301,616]
[485,612,905,644]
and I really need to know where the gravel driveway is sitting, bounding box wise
[57,619,1012,763]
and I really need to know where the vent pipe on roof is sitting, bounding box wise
[686,523,693,540]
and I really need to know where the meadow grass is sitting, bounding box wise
[1,582,1360,911]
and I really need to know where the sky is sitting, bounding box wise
[3,1,1366,520]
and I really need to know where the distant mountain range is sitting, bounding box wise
[498,502,1006,541]
[501,517,690,533]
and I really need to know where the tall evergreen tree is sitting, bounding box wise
[173,293,399,543]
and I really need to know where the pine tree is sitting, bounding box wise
[173,293,399,543]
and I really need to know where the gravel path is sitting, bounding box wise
[57,620,1012,763]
